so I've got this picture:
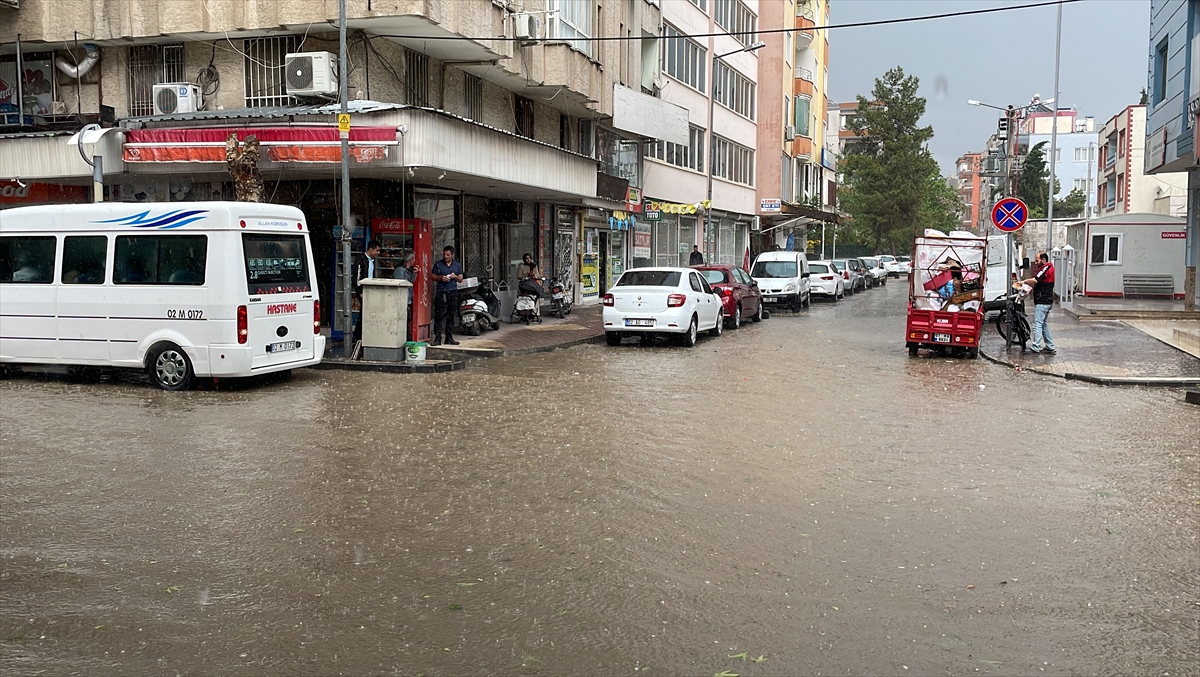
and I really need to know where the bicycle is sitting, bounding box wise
[994,285,1031,350]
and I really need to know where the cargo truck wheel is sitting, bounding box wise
[147,343,194,391]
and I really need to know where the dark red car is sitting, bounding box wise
[695,264,763,329]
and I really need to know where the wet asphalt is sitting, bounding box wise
[1,281,1197,676]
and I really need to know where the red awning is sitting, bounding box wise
[123,126,397,163]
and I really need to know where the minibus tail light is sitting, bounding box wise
[237,305,248,344]
[313,301,321,334]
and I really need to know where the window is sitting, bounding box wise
[552,0,593,55]
[616,270,681,286]
[1117,174,1125,200]
[128,43,185,117]
[714,0,757,47]
[406,49,430,106]
[579,119,595,157]
[713,61,755,119]
[689,272,704,292]
[785,33,792,65]
[242,234,309,294]
[688,0,707,11]
[1154,38,1168,105]
[794,97,811,136]
[515,96,535,138]
[1074,147,1095,162]
[782,153,792,201]
[559,114,571,149]
[598,127,641,184]
[464,74,483,121]
[1052,148,1061,163]
[0,236,56,283]
[711,135,754,185]
[62,236,108,284]
[1091,234,1122,265]
[244,35,300,108]
[663,23,706,91]
[646,125,705,172]
[114,235,207,285]
[1073,178,1094,192]
[1117,130,1125,156]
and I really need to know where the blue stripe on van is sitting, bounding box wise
[92,209,209,229]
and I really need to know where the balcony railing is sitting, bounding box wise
[796,67,813,82]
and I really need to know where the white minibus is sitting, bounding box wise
[0,201,325,390]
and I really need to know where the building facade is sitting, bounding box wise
[1016,107,1097,212]
[1097,104,1187,217]
[1144,0,1199,309]
[748,0,836,256]
[954,152,982,232]
[0,0,682,324]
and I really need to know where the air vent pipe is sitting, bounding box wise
[55,43,100,79]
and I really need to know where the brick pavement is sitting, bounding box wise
[980,305,1200,383]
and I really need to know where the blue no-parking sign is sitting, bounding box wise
[991,197,1028,232]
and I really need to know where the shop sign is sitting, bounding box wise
[625,186,642,213]
[371,217,426,234]
[122,127,395,163]
[644,200,710,214]
[581,253,600,298]
[1162,231,1186,239]
[634,222,653,260]
[643,209,662,221]
[760,198,782,213]
[0,181,88,204]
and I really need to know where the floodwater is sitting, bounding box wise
[2,283,1197,676]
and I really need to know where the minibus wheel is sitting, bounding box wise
[147,343,194,391]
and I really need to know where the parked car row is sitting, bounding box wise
[601,249,908,347]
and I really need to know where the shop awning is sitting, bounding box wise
[122,126,398,163]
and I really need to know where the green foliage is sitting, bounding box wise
[1054,189,1087,218]
[838,67,951,253]
[1018,141,1050,218]
[921,175,965,236]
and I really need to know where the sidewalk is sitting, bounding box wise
[980,305,1200,386]
[426,303,604,358]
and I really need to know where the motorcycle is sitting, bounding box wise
[512,276,544,325]
[458,270,502,336]
[547,274,573,319]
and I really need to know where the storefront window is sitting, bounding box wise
[415,194,457,258]
[679,218,697,267]
[597,127,641,187]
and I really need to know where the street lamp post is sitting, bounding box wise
[706,40,765,260]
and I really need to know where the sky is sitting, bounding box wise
[825,0,1152,174]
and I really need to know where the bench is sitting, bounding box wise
[1122,274,1175,298]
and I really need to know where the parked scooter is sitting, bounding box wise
[458,268,502,336]
[547,273,573,319]
[512,276,544,325]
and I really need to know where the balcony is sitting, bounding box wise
[793,136,813,160]
[795,6,815,48]
[794,73,814,98]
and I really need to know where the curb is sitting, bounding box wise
[312,358,465,374]
[426,333,604,359]
[980,348,1200,387]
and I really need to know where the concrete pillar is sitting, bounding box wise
[1187,169,1199,311]
[360,279,412,361]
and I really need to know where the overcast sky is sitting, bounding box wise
[826,0,1152,174]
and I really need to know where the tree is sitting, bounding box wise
[919,175,965,236]
[839,67,941,253]
[1018,141,1050,218]
[1054,189,1087,218]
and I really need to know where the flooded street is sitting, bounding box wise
[2,282,1197,676]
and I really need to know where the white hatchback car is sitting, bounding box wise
[807,261,845,301]
[602,267,725,347]
[860,256,889,286]
[879,254,900,277]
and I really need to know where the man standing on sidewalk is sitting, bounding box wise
[430,245,463,346]
[1018,251,1057,355]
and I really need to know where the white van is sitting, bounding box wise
[984,234,1021,311]
[750,250,811,312]
[0,201,325,390]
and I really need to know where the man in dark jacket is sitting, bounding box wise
[430,245,463,346]
[689,245,704,266]
[352,239,382,344]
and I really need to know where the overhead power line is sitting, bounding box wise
[364,0,1083,44]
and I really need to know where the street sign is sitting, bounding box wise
[992,197,1028,232]
[338,113,351,140]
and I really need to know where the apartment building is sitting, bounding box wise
[0,0,682,320]
[748,0,836,254]
[1097,104,1186,217]
[1015,106,1097,211]
[954,152,982,232]
[640,0,762,268]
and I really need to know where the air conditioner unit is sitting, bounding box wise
[514,13,540,41]
[784,125,797,141]
[152,83,203,115]
[285,51,338,97]
[751,216,761,231]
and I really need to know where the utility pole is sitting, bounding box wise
[1045,1,1063,253]
[338,0,354,349]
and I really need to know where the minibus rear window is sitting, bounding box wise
[0,236,56,284]
[243,234,310,295]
